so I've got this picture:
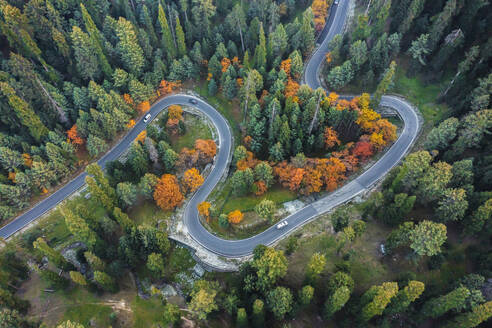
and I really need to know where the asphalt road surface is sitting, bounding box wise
[0,0,419,259]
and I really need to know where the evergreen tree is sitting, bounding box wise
[158,3,177,60]
[252,299,265,328]
[372,61,396,108]
[361,282,399,321]
[423,286,471,319]
[443,301,492,328]
[385,280,425,314]
[175,16,186,57]
[63,208,97,247]
[93,270,117,292]
[80,3,112,79]
[254,23,267,72]
[33,237,69,270]
[115,17,145,77]
[0,82,49,142]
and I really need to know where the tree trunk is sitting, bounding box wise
[308,94,322,135]
[35,77,68,124]
[237,17,245,53]
[168,4,177,48]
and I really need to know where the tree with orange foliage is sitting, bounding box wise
[352,141,373,159]
[318,157,346,191]
[236,151,258,171]
[195,139,217,165]
[135,131,146,143]
[326,92,339,106]
[168,105,183,120]
[325,52,332,65]
[182,168,204,194]
[375,119,397,144]
[280,58,292,76]
[126,120,136,128]
[228,210,243,224]
[154,174,184,210]
[197,201,211,219]
[341,155,359,172]
[253,181,267,196]
[290,168,305,191]
[137,101,150,114]
[303,167,323,194]
[7,171,16,183]
[22,153,33,168]
[243,136,252,149]
[324,127,341,149]
[284,79,300,99]
[166,118,180,135]
[67,125,84,146]
[123,93,134,105]
[159,80,181,96]
[176,148,199,171]
[221,57,231,72]
[312,0,329,32]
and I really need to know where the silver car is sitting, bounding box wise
[276,220,289,229]
[143,113,151,123]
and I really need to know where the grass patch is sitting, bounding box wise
[204,184,297,239]
[221,185,297,214]
[131,296,167,328]
[63,303,113,327]
[171,113,213,152]
[127,200,171,226]
[392,61,450,125]
[194,81,242,143]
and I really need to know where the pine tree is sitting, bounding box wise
[0,82,48,142]
[93,271,117,292]
[175,16,186,57]
[63,208,97,247]
[423,286,471,318]
[254,23,267,72]
[443,301,492,328]
[80,3,112,79]
[33,237,69,270]
[69,271,87,286]
[385,280,425,314]
[372,61,396,108]
[158,3,177,60]
[361,282,399,321]
[140,4,159,47]
[115,17,145,76]
[300,8,315,55]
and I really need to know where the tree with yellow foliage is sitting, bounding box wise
[168,105,183,120]
[198,201,211,220]
[228,210,244,224]
[182,168,204,194]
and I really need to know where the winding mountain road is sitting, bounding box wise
[0,1,419,259]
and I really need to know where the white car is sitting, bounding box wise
[276,220,289,229]
[143,113,151,123]
[334,0,340,4]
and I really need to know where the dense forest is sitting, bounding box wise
[0,0,491,327]
[0,0,316,222]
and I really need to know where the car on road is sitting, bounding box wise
[276,220,289,229]
[143,113,151,123]
[334,0,340,4]
[189,98,198,105]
